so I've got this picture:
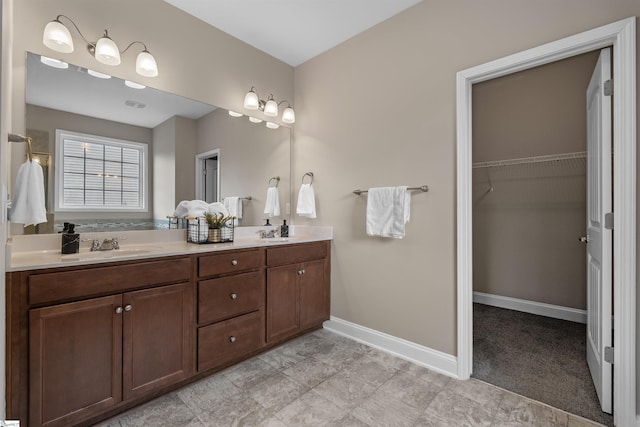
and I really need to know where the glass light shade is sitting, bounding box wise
[243,90,260,110]
[136,50,158,77]
[266,122,279,129]
[125,80,146,89]
[87,69,111,79]
[228,110,243,117]
[282,107,296,124]
[95,36,121,65]
[40,56,69,69]
[264,99,278,117]
[43,20,74,53]
[249,117,263,123]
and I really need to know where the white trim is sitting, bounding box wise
[473,292,587,324]
[323,316,458,379]
[456,17,635,426]
[195,148,221,202]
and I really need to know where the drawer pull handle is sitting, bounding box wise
[229,336,237,343]
[230,293,238,300]
[124,304,133,312]
[115,306,123,314]
[231,259,238,266]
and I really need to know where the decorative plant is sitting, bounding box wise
[205,212,234,229]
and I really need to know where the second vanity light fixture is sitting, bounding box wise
[232,86,295,128]
[42,15,158,77]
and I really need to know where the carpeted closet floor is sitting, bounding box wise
[472,303,613,426]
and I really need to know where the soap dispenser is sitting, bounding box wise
[264,219,271,226]
[61,223,80,254]
[280,220,289,237]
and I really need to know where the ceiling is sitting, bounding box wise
[164,0,423,67]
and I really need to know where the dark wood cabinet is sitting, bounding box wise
[7,240,330,426]
[29,295,123,427]
[266,241,330,343]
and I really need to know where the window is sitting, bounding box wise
[55,130,148,212]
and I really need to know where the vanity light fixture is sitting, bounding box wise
[228,110,243,117]
[266,122,280,129]
[42,15,159,77]
[242,86,295,125]
[248,117,263,124]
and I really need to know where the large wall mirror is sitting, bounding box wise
[19,52,291,234]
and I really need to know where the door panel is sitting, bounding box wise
[585,47,612,414]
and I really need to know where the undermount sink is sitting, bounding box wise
[256,237,291,243]
[61,246,163,261]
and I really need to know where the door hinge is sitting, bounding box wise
[604,212,614,230]
[604,79,613,96]
[604,346,614,364]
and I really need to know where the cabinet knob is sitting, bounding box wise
[124,304,133,312]
[231,259,238,266]
[115,306,123,314]
[298,269,306,275]
[229,336,237,343]
[230,293,238,300]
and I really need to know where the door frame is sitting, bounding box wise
[456,17,636,426]
[195,148,220,202]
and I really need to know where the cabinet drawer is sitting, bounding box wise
[198,272,263,324]
[198,249,262,277]
[197,311,262,372]
[28,258,191,306]
[266,241,327,267]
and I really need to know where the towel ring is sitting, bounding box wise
[269,176,280,187]
[302,172,314,185]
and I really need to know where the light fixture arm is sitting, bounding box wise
[54,15,94,47]
[120,40,148,55]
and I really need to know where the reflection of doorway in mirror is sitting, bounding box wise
[195,149,220,203]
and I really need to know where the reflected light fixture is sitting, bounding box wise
[242,86,295,126]
[40,55,68,69]
[125,80,146,89]
[266,122,280,129]
[228,110,243,117]
[87,69,111,79]
[248,117,263,124]
[42,15,158,77]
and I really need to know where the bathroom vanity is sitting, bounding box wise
[5,228,331,427]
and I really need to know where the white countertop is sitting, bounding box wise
[7,225,333,271]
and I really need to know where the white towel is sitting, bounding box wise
[174,200,208,218]
[9,160,47,226]
[208,202,230,218]
[224,196,243,226]
[296,183,316,218]
[263,187,281,217]
[366,186,410,238]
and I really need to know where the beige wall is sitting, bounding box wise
[152,117,176,220]
[26,104,154,222]
[472,53,598,310]
[174,116,197,205]
[293,0,640,362]
[196,109,291,226]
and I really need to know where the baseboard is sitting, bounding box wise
[323,316,458,379]
[473,292,587,324]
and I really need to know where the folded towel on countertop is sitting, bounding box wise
[9,159,47,226]
[296,183,316,219]
[366,186,410,238]
[173,200,230,219]
[264,187,281,217]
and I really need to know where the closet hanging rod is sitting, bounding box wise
[353,185,429,196]
[472,151,587,169]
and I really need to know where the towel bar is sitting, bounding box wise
[353,185,428,196]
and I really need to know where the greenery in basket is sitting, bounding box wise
[205,212,235,229]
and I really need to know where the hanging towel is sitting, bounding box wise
[9,160,47,226]
[223,196,243,226]
[296,183,317,218]
[366,186,410,238]
[263,186,281,217]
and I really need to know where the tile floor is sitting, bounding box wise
[97,329,604,426]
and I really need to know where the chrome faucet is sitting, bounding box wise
[86,237,120,251]
[257,229,277,239]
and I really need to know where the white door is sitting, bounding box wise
[585,47,612,414]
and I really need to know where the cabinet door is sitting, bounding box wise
[123,282,192,400]
[299,259,329,331]
[266,264,300,342]
[29,295,123,427]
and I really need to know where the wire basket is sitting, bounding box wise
[186,217,234,244]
